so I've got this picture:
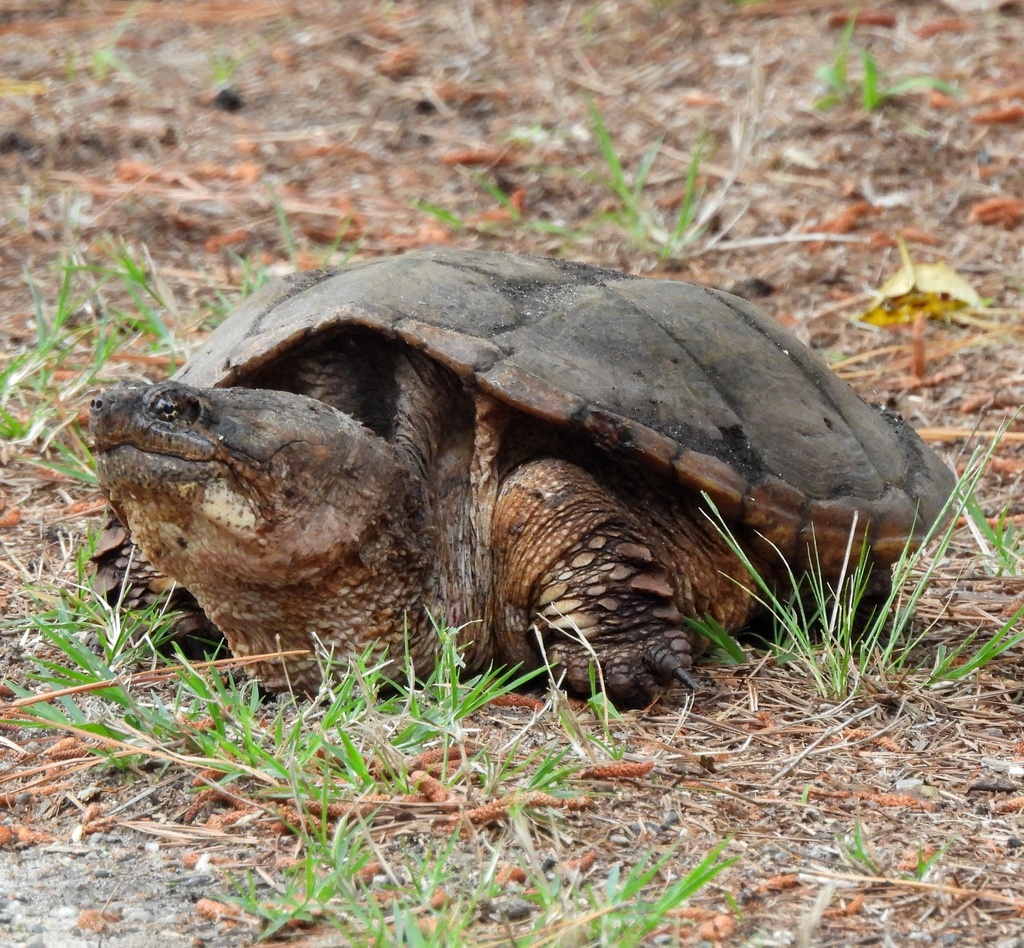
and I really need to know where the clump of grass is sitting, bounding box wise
[588,101,706,259]
[88,14,137,84]
[702,438,1023,700]
[962,491,1024,577]
[2,244,190,486]
[838,821,883,875]
[5,578,736,941]
[815,19,957,111]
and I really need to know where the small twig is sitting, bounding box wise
[802,868,1024,910]
[1,650,310,711]
[916,428,1024,443]
[705,232,870,251]
[767,706,878,786]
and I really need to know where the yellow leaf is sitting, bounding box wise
[860,238,980,326]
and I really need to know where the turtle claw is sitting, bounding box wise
[643,633,700,693]
[672,665,700,691]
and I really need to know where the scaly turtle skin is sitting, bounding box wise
[90,250,955,705]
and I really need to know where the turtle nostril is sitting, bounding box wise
[91,397,103,411]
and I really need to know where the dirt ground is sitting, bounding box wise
[2,1,1024,945]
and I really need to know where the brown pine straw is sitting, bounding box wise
[803,870,1024,912]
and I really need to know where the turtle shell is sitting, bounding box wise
[175,249,955,570]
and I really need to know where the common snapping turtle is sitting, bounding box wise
[90,250,955,704]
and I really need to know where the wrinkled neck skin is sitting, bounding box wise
[92,375,485,689]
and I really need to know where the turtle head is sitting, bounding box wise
[91,381,416,588]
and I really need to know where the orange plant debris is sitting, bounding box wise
[917,17,970,38]
[959,392,1024,414]
[181,851,233,869]
[928,90,960,110]
[182,789,219,824]
[80,803,111,829]
[872,735,903,753]
[205,808,259,831]
[899,226,942,246]
[0,507,21,528]
[897,847,937,872]
[325,799,384,820]
[994,796,1024,815]
[870,233,899,252]
[78,909,120,933]
[193,767,230,786]
[488,693,545,711]
[496,865,528,886]
[815,202,880,233]
[458,798,509,827]
[657,182,708,210]
[12,825,56,846]
[404,747,451,771]
[681,92,721,107]
[579,761,655,780]
[807,786,851,800]
[192,161,264,184]
[380,221,453,250]
[412,770,451,803]
[564,851,598,872]
[454,791,593,829]
[666,906,718,921]
[442,147,520,167]
[62,498,107,517]
[972,85,1024,104]
[468,208,515,225]
[697,914,738,940]
[376,45,420,79]
[978,160,1011,180]
[760,873,801,892]
[366,17,403,42]
[987,457,1024,476]
[827,11,895,28]
[176,712,216,731]
[195,898,236,920]
[855,791,936,812]
[114,158,164,183]
[824,892,866,916]
[807,202,880,250]
[269,43,294,67]
[972,106,1024,125]
[299,216,366,244]
[291,142,370,161]
[203,229,250,253]
[968,197,1024,228]
[434,81,509,106]
[291,251,325,270]
[44,737,87,760]
[355,860,384,884]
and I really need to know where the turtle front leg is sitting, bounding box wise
[491,459,708,706]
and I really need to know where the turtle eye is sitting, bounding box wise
[146,389,201,425]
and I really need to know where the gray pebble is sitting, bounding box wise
[497,897,534,921]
